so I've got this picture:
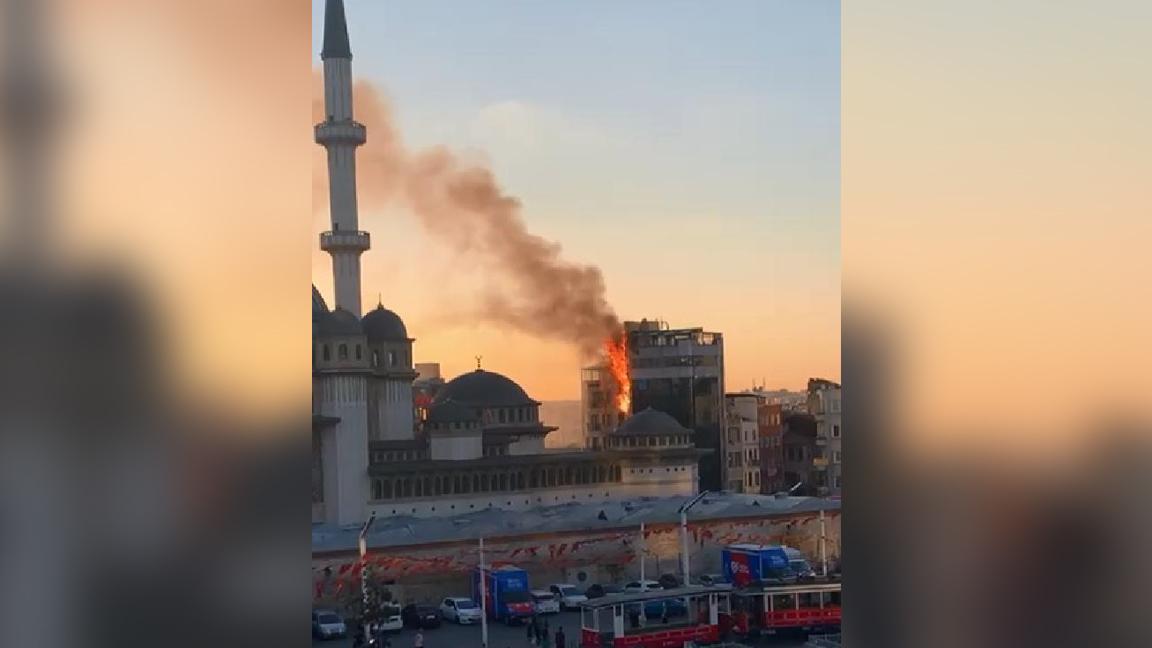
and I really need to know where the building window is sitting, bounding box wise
[338,344,348,360]
[499,409,507,424]
[833,424,841,438]
[355,345,362,360]
[833,450,842,464]
[388,350,396,366]
[322,345,330,361]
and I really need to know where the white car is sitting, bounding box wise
[312,609,347,640]
[623,580,662,593]
[440,597,483,625]
[531,590,561,615]
[377,605,403,632]
[549,584,588,610]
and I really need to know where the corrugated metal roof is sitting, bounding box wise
[312,492,839,554]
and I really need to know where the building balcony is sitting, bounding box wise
[320,230,370,252]
[314,120,367,146]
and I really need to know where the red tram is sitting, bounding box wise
[579,587,730,648]
[721,582,841,636]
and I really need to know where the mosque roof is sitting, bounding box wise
[432,369,538,408]
[362,304,409,343]
[316,307,363,337]
[612,407,693,437]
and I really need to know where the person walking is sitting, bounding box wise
[414,630,424,648]
[527,616,536,645]
[534,621,544,646]
[555,626,566,648]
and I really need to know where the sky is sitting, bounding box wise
[311,0,841,401]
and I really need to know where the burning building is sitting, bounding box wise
[582,318,727,491]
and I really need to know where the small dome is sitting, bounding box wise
[433,369,536,407]
[362,304,408,342]
[316,307,363,337]
[613,407,692,437]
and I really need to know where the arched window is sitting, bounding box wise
[338,344,348,360]
[322,345,330,361]
[388,350,396,366]
[372,351,379,367]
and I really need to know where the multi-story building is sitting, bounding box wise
[724,393,762,493]
[807,378,842,495]
[759,401,785,493]
[780,412,818,495]
[582,318,726,491]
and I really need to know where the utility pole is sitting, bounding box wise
[638,522,647,624]
[479,537,488,648]
[678,490,709,585]
[358,513,377,632]
[819,508,828,577]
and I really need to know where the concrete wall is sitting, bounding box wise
[314,511,842,607]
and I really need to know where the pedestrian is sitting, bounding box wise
[414,630,424,648]
[555,626,565,648]
[535,622,544,645]
[527,616,536,642]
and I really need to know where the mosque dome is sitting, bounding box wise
[362,304,409,343]
[432,369,537,408]
[312,285,329,316]
[612,407,692,437]
[316,307,363,337]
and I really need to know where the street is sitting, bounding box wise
[312,610,810,648]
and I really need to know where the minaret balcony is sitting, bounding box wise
[320,230,371,252]
[314,119,367,146]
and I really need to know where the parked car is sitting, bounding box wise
[312,609,347,640]
[549,583,588,610]
[377,605,404,633]
[657,573,681,589]
[623,580,662,593]
[584,583,623,599]
[402,604,442,629]
[698,573,732,589]
[440,597,483,625]
[530,590,561,615]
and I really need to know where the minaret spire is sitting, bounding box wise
[321,0,352,60]
[316,0,369,316]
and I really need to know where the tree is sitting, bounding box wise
[337,566,396,631]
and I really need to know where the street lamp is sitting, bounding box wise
[678,490,709,585]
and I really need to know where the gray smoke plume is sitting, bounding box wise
[313,73,620,357]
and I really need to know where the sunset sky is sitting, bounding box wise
[311,0,841,400]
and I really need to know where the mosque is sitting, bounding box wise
[311,0,706,527]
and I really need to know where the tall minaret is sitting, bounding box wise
[316,0,369,317]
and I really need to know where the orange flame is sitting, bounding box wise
[605,334,632,417]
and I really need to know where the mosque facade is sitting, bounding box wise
[311,0,705,527]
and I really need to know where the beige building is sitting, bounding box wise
[725,393,763,493]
